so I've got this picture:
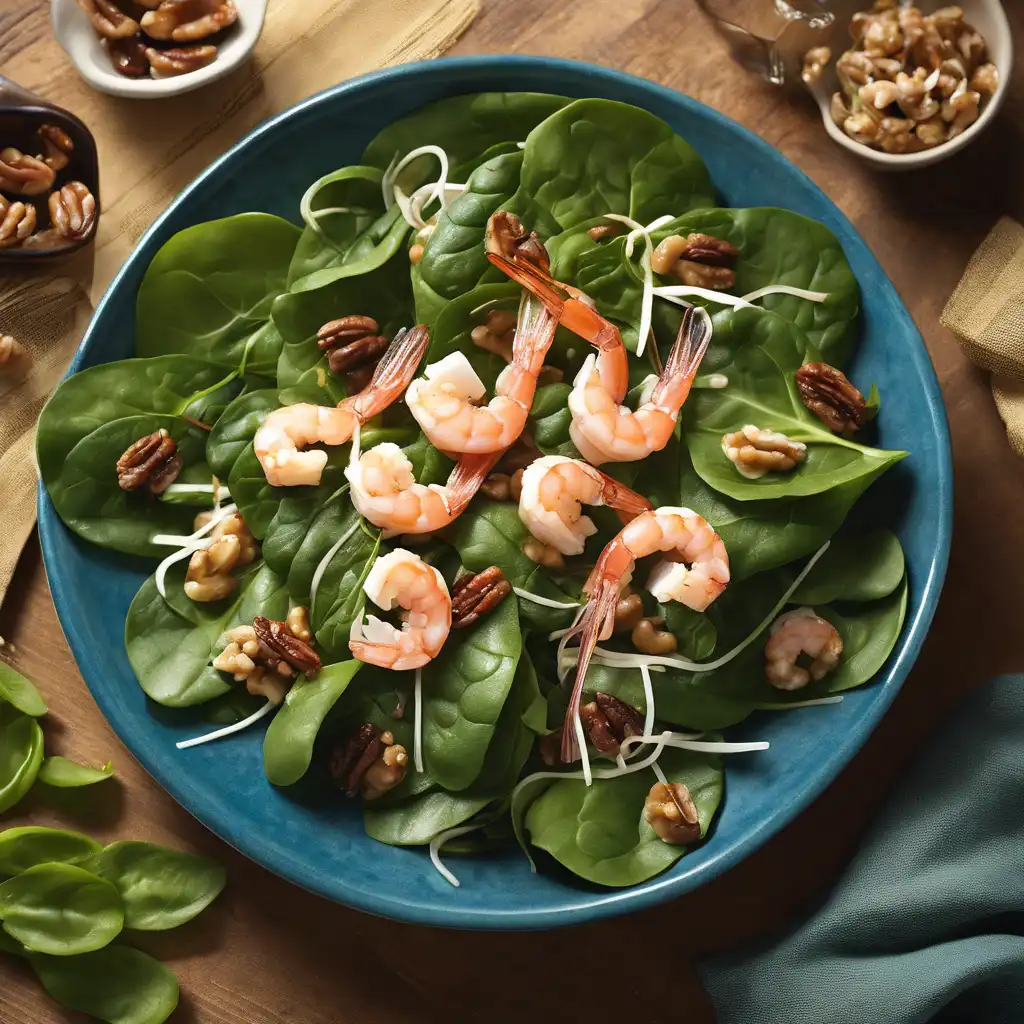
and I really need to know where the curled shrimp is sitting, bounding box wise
[254,325,428,486]
[518,455,653,556]
[346,439,497,537]
[570,306,711,465]
[560,506,730,763]
[349,549,451,671]
[404,289,557,454]
[765,608,843,691]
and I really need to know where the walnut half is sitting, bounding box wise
[721,425,807,479]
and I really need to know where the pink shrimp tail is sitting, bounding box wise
[596,469,654,524]
[512,291,558,378]
[443,450,505,520]
[487,252,567,317]
[651,307,712,410]
[345,325,429,421]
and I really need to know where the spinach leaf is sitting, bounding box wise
[421,593,522,791]
[37,758,114,788]
[530,382,579,457]
[685,308,905,501]
[364,791,491,847]
[0,863,124,955]
[511,98,714,233]
[790,528,905,604]
[523,746,723,886]
[92,841,225,931]
[0,828,102,876]
[30,946,179,1024]
[264,661,362,786]
[125,562,289,707]
[206,388,280,481]
[136,214,300,375]
[0,706,44,814]
[0,662,47,717]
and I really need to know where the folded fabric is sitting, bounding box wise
[699,675,1024,1024]
[942,217,1024,456]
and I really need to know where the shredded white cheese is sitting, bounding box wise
[757,695,845,710]
[175,701,274,750]
[383,145,453,229]
[429,824,481,888]
[740,284,829,303]
[621,734,769,755]
[512,588,581,610]
[154,502,238,600]
[309,519,364,610]
[640,663,655,739]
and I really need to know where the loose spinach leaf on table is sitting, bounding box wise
[0,828,102,876]
[522,746,723,887]
[125,562,288,708]
[135,213,301,375]
[0,862,124,955]
[92,841,226,931]
[29,945,179,1024]
[37,758,114,789]
[0,705,44,815]
[684,307,906,501]
[0,662,47,718]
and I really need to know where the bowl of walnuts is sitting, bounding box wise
[52,0,269,99]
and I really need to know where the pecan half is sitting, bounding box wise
[795,362,867,437]
[651,232,739,290]
[253,615,321,678]
[37,125,74,171]
[330,724,409,800]
[645,781,701,845]
[49,182,97,241]
[75,0,140,39]
[580,692,645,757]
[116,429,182,494]
[141,0,238,42]
[451,566,511,629]
[485,211,550,272]
[317,315,389,379]
[106,35,151,78]
[0,200,37,249]
[0,147,55,196]
[146,44,218,78]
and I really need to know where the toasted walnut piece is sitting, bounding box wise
[106,34,151,77]
[36,124,74,171]
[116,428,182,494]
[795,362,866,437]
[362,733,410,800]
[481,473,511,501]
[613,592,643,633]
[843,112,880,145]
[470,307,518,364]
[484,211,550,272]
[49,182,97,241]
[141,0,237,42]
[836,49,875,87]
[645,781,701,845]
[184,570,238,603]
[632,617,677,655]
[212,641,254,679]
[916,117,947,147]
[213,512,258,564]
[75,0,140,39]
[286,606,312,642]
[0,148,55,196]
[970,62,998,95]
[871,56,903,79]
[722,425,807,479]
[830,92,850,127]
[586,222,625,242]
[245,668,290,705]
[650,232,738,277]
[860,79,899,109]
[509,467,525,503]
[146,44,218,77]
[801,46,832,85]
[451,566,512,629]
[523,537,564,569]
[0,335,31,379]
[862,8,903,56]
[0,202,37,249]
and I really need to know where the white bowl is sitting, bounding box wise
[806,0,1012,170]
[52,0,269,99]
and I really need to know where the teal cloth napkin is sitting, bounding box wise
[699,675,1024,1024]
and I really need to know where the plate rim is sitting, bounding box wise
[38,55,953,929]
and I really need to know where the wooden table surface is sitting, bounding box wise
[2,2,1023,1021]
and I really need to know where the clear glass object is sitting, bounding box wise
[694,0,837,85]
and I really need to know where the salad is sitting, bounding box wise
[38,93,908,890]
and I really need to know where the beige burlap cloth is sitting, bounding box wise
[942,217,1024,457]
[0,0,478,604]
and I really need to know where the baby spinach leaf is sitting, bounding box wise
[364,791,491,847]
[685,308,905,501]
[0,828,102,876]
[423,281,518,371]
[37,758,115,788]
[511,98,714,233]
[125,562,288,707]
[0,707,44,815]
[264,661,362,786]
[136,213,300,375]
[530,382,579,457]
[30,945,179,1024]
[92,841,225,931]
[422,593,522,791]
[206,388,280,481]
[790,528,905,605]
[0,662,47,717]
[523,746,723,887]
[0,863,124,955]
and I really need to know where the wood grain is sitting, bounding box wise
[3,1,1024,1021]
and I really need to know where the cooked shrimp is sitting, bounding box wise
[569,306,711,465]
[346,440,497,537]
[559,506,730,763]
[487,251,629,406]
[254,325,428,486]
[349,549,451,671]
[518,455,652,556]
[765,608,843,691]
[405,290,557,454]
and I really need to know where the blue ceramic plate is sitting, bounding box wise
[38,57,952,929]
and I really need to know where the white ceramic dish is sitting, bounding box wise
[806,0,1011,170]
[52,0,269,99]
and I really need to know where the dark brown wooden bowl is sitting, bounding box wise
[0,74,100,264]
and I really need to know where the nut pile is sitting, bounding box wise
[0,125,95,252]
[330,723,409,801]
[184,510,258,602]
[828,2,999,153]
[74,0,239,81]
[651,232,739,290]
